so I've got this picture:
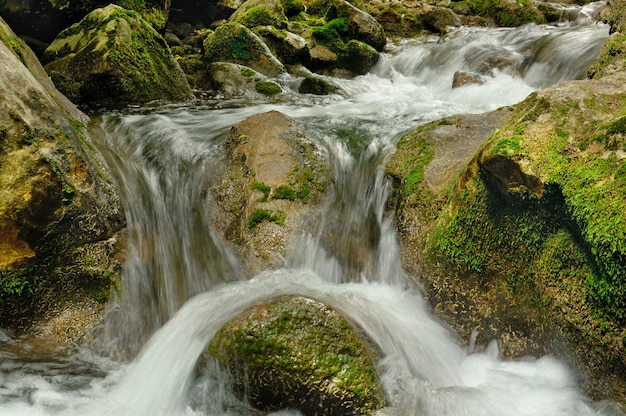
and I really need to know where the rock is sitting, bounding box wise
[330,0,386,51]
[421,7,461,33]
[254,26,310,65]
[0,17,124,333]
[229,0,288,29]
[0,0,170,45]
[298,75,338,95]
[209,296,386,415]
[451,71,486,88]
[203,22,286,78]
[387,72,626,401]
[42,4,193,107]
[206,62,283,96]
[210,111,331,276]
[336,39,379,76]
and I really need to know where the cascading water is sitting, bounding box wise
[1,20,623,416]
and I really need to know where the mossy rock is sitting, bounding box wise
[203,22,286,78]
[254,26,310,65]
[42,4,192,107]
[461,0,544,26]
[0,17,124,332]
[388,73,626,402]
[298,75,338,95]
[230,0,288,29]
[209,296,386,415]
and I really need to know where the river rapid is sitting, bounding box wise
[1,21,624,416]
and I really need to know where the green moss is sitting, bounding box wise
[588,34,626,79]
[280,0,305,16]
[274,185,296,200]
[464,0,544,26]
[249,208,286,228]
[0,269,35,302]
[312,17,348,40]
[255,80,282,95]
[489,135,526,157]
[252,181,271,201]
[390,128,436,197]
[240,67,256,77]
[204,23,254,62]
[235,6,282,28]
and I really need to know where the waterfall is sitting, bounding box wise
[1,21,623,416]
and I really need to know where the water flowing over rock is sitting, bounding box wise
[208,295,386,415]
[211,110,331,276]
[0,17,124,336]
[42,4,193,108]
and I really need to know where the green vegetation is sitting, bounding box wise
[588,34,626,79]
[204,23,253,62]
[453,0,544,26]
[235,6,283,29]
[248,208,286,228]
[252,181,271,201]
[312,17,349,40]
[255,80,282,95]
[274,185,296,200]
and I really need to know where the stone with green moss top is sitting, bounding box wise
[209,296,386,415]
[203,22,285,77]
[42,4,192,107]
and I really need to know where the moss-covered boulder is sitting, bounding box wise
[454,0,544,27]
[0,17,124,336]
[210,111,330,276]
[203,22,286,78]
[229,0,288,29]
[206,62,284,96]
[42,4,193,108]
[254,25,311,65]
[330,0,386,51]
[298,75,338,95]
[387,71,626,401]
[209,296,386,415]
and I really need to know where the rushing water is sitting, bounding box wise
[1,21,623,416]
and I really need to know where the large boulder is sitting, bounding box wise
[0,0,171,48]
[210,111,331,276]
[330,0,386,51]
[0,17,124,336]
[42,4,193,108]
[387,73,626,402]
[203,22,286,78]
[209,296,386,415]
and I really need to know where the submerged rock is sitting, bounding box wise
[0,17,124,334]
[42,4,193,107]
[211,111,331,276]
[209,296,386,415]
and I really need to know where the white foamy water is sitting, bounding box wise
[1,21,622,416]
